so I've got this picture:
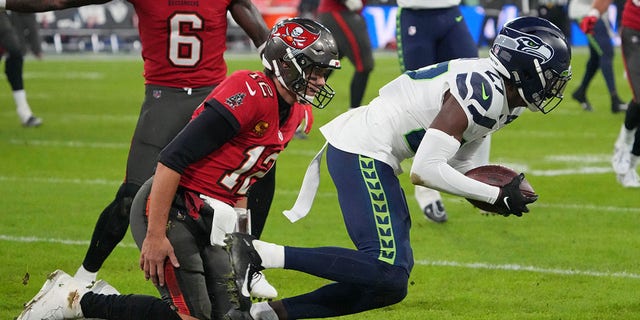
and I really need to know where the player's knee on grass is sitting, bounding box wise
[371,264,409,307]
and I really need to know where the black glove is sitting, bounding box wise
[494,173,538,217]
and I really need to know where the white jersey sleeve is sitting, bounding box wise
[320,58,524,175]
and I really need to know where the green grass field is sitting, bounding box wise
[1,48,639,319]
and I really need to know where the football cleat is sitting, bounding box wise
[223,308,254,320]
[572,90,593,112]
[249,271,277,300]
[423,199,448,223]
[225,233,265,308]
[611,98,628,114]
[617,170,640,188]
[17,270,89,320]
[20,270,65,312]
[612,143,632,175]
[90,279,120,295]
[250,301,279,320]
[22,115,43,128]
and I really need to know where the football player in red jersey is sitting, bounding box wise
[316,0,373,110]
[2,0,280,292]
[580,0,640,187]
[16,18,341,320]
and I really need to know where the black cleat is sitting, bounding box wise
[572,90,593,112]
[22,115,43,127]
[223,308,254,320]
[224,233,264,311]
[611,98,628,114]
[423,200,448,223]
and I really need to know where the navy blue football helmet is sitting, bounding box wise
[489,16,572,113]
[262,18,341,108]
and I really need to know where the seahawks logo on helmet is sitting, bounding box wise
[494,32,554,64]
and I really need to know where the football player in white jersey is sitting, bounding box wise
[396,0,484,223]
[225,16,572,320]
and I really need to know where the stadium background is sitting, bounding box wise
[29,0,624,55]
[3,1,639,319]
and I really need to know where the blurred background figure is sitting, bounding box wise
[298,0,320,19]
[478,0,505,47]
[317,0,374,110]
[396,0,490,223]
[580,0,640,187]
[9,12,43,59]
[0,11,42,127]
[535,0,571,39]
[569,0,626,113]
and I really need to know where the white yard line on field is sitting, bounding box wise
[2,175,640,213]
[5,138,621,170]
[1,113,138,122]
[0,234,138,248]
[0,176,120,185]
[415,259,640,279]
[1,234,637,279]
[9,139,129,149]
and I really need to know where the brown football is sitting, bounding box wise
[464,165,536,213]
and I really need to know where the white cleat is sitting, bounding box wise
[21,270,65,312]
[612,143,632,175]
[90,279,120,295]
[250,271,278,300]
[17,270,89,320]
[617,170,640,188]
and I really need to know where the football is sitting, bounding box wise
[464,165,536,213]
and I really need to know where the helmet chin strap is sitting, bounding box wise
[517,59,546,112]
[269,58,289,91]
[513,87,536,111]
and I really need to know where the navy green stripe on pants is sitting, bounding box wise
[282,144,412,318]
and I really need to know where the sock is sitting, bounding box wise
[413,185,442,210]
[253,240,284,269]
[250,301,279,320]
[615,124,635,147]
[623,125,635,146]
[74,265,98,283]
[13,89,32,122]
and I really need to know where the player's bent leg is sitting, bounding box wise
[79,182,141,281]
[273,268,408,319]
[247,165,276,238]
[203,244,249,320]
[130,177,153,249]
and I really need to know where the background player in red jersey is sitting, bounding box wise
[2,0,278,294]
[0,11,42,127]
[16,18,341,320]
[581,0,640,187]
[316,0,373,110]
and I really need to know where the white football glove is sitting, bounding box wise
[344,0,363,11]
